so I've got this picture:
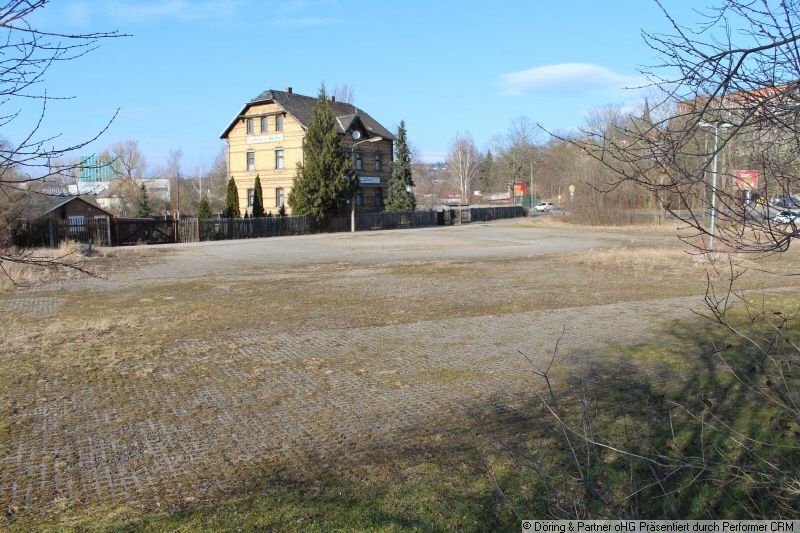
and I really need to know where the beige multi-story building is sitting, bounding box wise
[220,87,395,216]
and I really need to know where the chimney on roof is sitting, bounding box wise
[285,87,292,94]
[329,95,335,102]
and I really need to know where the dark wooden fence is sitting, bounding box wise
[21,206,528,248]
[470,205,527,222]
[114,218,180,246]
[199,215,324,241]
[12,217,113,247]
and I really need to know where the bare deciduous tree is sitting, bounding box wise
[103,140,147,216]
[446,133,481,203]
[0,1,122,274]
[495,0,800,519]
[572,0,800,254]
[166,148,183,215]
[332,83,355,104]
[497,116,539,188]
[110,139,146,183]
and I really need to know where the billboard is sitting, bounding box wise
[513,181,527,197]
[735,170,759,190]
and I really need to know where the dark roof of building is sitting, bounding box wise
[37,195,111,217]
[220,89,395,141]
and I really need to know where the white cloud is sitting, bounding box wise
[273,0,340,27]
[64,2,92,26]
[272,16,341,27]
[56,0,247,26]
[105,0,244,23]
[500,63,644,97]
[59,0,338,27]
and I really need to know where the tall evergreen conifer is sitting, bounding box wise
[252,175,265,217]
[196,194,212,219]
[136,184,151,218]
[478,150,494,193]
[385,121,415,212]
[287,85,355,223]
[223,176,240,218]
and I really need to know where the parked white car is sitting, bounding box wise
[533,202,554,212]
[774,210,799,224]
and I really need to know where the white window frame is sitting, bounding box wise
[275,149,285,169]
[67,215,85,236]
[246,118,254,134]
[246,150,255,171]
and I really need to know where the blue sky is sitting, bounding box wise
[12,0,699,174]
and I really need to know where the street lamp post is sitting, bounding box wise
[350,135,383,232]
[698,121,733,251]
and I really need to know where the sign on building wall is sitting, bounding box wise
[359,176,381,185]
[247,134,284,144]
[735,170,759,190]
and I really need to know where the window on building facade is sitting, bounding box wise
[67,215,85,236]
[355,152,363,170]
[247,188,255,207]
[275,187,285,207]
[276,115,284,131]
[246,118,254,134]
[275,149,285,169]
[375,187,383,207]
[246,151,255,171]
[356,189,364,207]
[260,116,268,133]
[374,152,382,172]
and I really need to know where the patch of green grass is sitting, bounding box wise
[7,440,536,532]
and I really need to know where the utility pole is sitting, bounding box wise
[698,121,733,251]
[529,161,533,207]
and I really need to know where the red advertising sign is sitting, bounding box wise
[735,170,759,190]
[513,182,527,197]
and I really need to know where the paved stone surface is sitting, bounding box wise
[19,221,624,294]
[0,296,59,316]
[0,297,699,513]
[0,222,734,515]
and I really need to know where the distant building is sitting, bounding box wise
[74,154,115,194]
[220,87,394,215]
[95,190,127,214]
[141,178,170,201]
[34,195,112,223]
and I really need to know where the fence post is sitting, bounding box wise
[47,219,56,247]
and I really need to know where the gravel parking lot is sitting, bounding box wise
[1,220,796,517]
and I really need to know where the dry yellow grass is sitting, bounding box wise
[520,216,684,235]
[0,241,88,291]
[564,247,694,275]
